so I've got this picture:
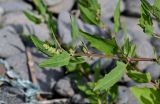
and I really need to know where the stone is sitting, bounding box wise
[135,40,155,70]
[118,86,138,104]
[125,0,155,15]
[71,94,90,104]
[151,38,160,55]
[0,1,32,13]
[6,53,29,80]
[58,11,72,44]
[48,0,75,13]
[54,79,75,97]
[0,26,25,58]
[44,0,63,6]
[98,0,125,19]
[145,63,160,80]
[0,85,25,104]
[2,12,50,41]
[31,48,64,92]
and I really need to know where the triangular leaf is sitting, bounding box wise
[94,61,126,91]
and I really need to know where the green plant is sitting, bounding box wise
[24,0,160,104]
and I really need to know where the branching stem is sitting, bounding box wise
[73,52,157,62]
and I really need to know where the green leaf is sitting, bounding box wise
[153,0,160,9]
[123,23,130,56]
[131,86,160,104]
[66,57,85,72]
[71,16,79,43]
[114,0,121,32]
[39,51,70,67]
[24,11,41,24]
[79,0,101,26]
[66,62,77,72]
[33,0,46,16]
[127,70,151,83]
[140,0,152,11]
[47,13,60,47]
[30,36,55,56]
[152,6,160,22]
[123,23,136,57]
[94,61,126,91]
[108,85,118,103]
[128,44,136,57]
[139,2,153,35]
[80,30,118,55]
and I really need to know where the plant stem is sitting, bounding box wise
[73,52,157,62]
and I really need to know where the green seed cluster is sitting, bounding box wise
[43,44,61,54]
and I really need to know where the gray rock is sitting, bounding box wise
[151,37,160,55]
[71,94,90,104]
[145,63,160,80]
[0,1,32,13]
[125,0,155,15]
[31,48,64,92]
[54,79,75,97]
[2,12,50,41]
[44,0,63,6]
[6,53,29,80]
[98,0,125,19]
[135,39,155,70]
[58,11,72,44]
[48,0,75,13]
[0,85,25,104]
[118,86,138,104]
[0,26,25,58]
[0,0,22,3]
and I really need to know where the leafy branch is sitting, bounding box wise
[24,0,160,103]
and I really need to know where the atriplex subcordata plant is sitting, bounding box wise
[24,0,160,103]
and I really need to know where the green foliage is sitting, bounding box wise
[24,11,41,24]
[139,0,160,34]
[47,13,59,47]
[123,25,136,57]
[80,30,118,55]
[131,87,160,104]
[39,51,70,67]
[79,0,101,26]
[26,0,160,103]
[71,16,79,45]
[30,36,55,56]
[66,57,85,72]
[33,0,46,16]
[152,0,160,22]
[127,70,151,83]
[139,1,153,35]
[114,0,121,32]
[94,62,126,91]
